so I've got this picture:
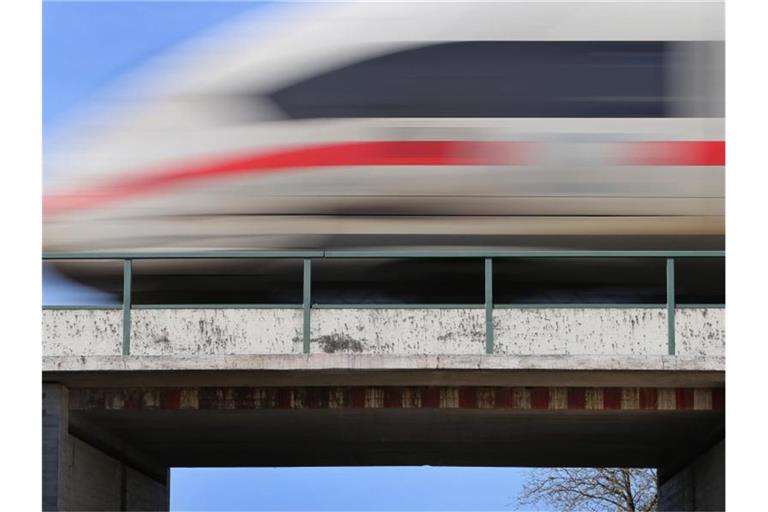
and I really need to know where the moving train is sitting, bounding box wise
[43,1,724,299]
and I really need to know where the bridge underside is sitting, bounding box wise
[45,373,725,511]
[63,380,724,471]
[73,407,723,470]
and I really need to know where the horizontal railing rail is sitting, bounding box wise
[43,250,723,259]
[42,250,725,356]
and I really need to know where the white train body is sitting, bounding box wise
[43,1,724,255]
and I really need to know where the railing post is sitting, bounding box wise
[485,257,493,354]
[122,259,132,356]
[303,258,312,354]
[666,258,676,356]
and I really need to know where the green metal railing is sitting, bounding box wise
[42,250,725,357]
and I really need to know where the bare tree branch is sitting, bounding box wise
[516,468,657,512]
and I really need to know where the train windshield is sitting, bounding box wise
[268,41,722,119]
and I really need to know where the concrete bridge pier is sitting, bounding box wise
[658,439,725,511]
[43,383,169,512]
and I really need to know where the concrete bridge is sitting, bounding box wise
[42,251,725,511]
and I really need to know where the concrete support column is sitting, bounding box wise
[43,383,169,511]
[43,384,68,511]
[659,439,725,511]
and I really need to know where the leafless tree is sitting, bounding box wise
[516,468,657,512]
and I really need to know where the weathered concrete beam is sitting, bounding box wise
[43,366,725,389]
[43,353,724,373]
[69,386,724,412]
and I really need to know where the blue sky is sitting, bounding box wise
[171,467,534,511]
[43,0,262,125]
[43,2,539,510]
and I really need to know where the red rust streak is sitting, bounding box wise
[567,388,587,410]
[159,389,181,410]
[494,388,514,409]
[676,388,695,410]
[383,388,403,408]
[276,388,292,409]
[603,388,623,410]
[459,388,478,408]
[530,387,550,409]
[712,388,725,410]
[348,388,367,409]
[421,388,441,408]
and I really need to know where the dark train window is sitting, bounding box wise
[267,41,673,119]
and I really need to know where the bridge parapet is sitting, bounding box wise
[42,306,724,360]
[42,250,724,372]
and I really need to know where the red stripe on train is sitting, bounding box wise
[43,139,723,216]
[623,141,725,166]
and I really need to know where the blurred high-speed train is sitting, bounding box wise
[44,1,724,262]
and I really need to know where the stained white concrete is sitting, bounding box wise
[493,308,668,356]
[129,309,302,355]
[310,308,485,354]
[42,307,725,363]
[43,309,122,356]
[676,308,725,357]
